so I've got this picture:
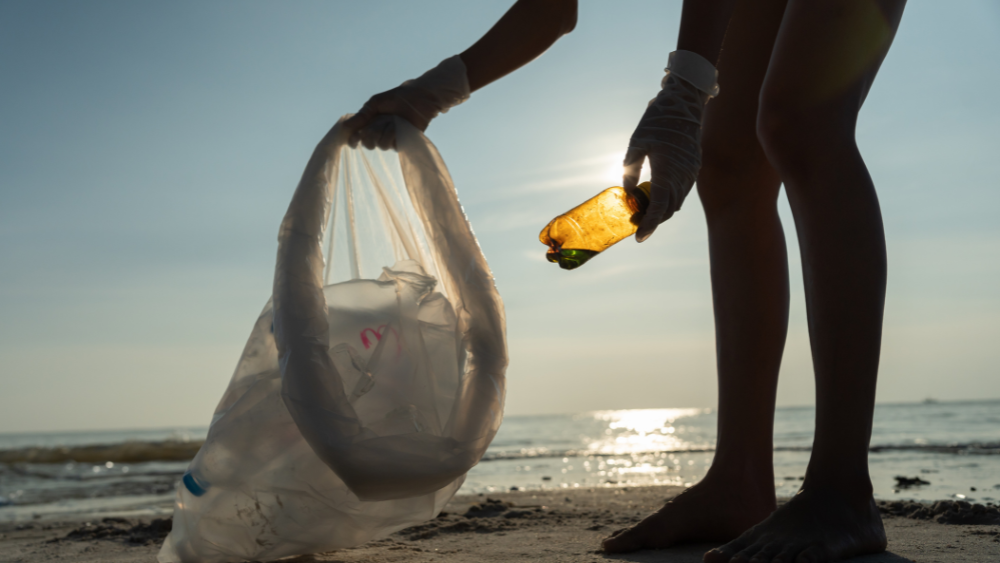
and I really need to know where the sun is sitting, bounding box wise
[604,151,627,185]
[604,150,650,186]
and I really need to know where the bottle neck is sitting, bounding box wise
[628,181,652,215]
[631,189,650,213]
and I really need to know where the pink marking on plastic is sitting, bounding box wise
[359,325,403,356]
[360,328,380,349]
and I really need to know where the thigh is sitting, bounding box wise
[698,0,788,210]
[760,0,907,133]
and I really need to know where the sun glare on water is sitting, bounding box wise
[587,408,710,456]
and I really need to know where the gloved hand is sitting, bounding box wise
[344,55,471,150]
[623,50,719,242]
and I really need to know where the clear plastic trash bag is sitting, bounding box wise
[158,116,507,563]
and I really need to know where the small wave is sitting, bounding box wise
[772,443,1000,455]
[480,447,717,462]
[478,442,1000,463]
[867,442,1000,455]
[0,440,203,464]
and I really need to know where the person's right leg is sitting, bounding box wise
[704,1,906,561]
[602,0,790,552]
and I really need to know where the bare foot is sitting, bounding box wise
[601,474,776,553]
[702,486,887,563]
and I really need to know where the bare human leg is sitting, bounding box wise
[704,1,907,562]
[602,0,791,552]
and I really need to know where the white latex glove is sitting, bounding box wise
[344,55,470,150]
[624,50,719,242]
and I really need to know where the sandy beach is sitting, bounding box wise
[2,486,997,563]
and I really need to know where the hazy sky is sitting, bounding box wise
[2,1,999,433]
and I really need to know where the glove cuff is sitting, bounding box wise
[666,50,720,98]
[405,55,471,115]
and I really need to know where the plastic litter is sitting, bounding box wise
[159,115,507,563]
[540,181,652,270]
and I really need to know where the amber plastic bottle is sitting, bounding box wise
[539,182,652,270]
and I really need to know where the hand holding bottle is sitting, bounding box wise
[624,50,719,242]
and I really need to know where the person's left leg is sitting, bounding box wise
[602,0,791,553]
[704,1,906,562]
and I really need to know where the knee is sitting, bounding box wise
[755,91,857,180]
[697,132,776,217]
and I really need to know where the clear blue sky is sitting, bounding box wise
[2,1,998,433]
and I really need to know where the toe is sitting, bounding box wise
[748,542,782,563]
[705,534,754,563]
[602,509,683,553]
[769,544,803,563]
[794,545,832,563]
[731,542,767,563]
[601,525,642,553]
[703,548,731,563]
[704,544,740,563]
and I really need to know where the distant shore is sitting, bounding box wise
[2,486,997,563]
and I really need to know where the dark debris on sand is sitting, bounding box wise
[399,498,555,541]
[893,475,931,488]
[396,496,626,542]
[967,528,1000,543]
[464,497,516,518]
[55,517,173,546]
[879,500,1000,525]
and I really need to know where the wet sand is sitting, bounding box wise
[1,486,997,563]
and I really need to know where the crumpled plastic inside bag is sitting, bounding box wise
[159,116,507,563]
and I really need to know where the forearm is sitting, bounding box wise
[460,0,577,92]
[677,0,737,65]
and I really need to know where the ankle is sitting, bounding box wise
[800,472,874,503]
[702,460,776,499]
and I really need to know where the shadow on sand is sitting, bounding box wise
[268,547,914,563]
[600,544,913,563]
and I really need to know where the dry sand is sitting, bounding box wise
[2,487,998,563]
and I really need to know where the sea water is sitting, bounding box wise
[1,400,997,522]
